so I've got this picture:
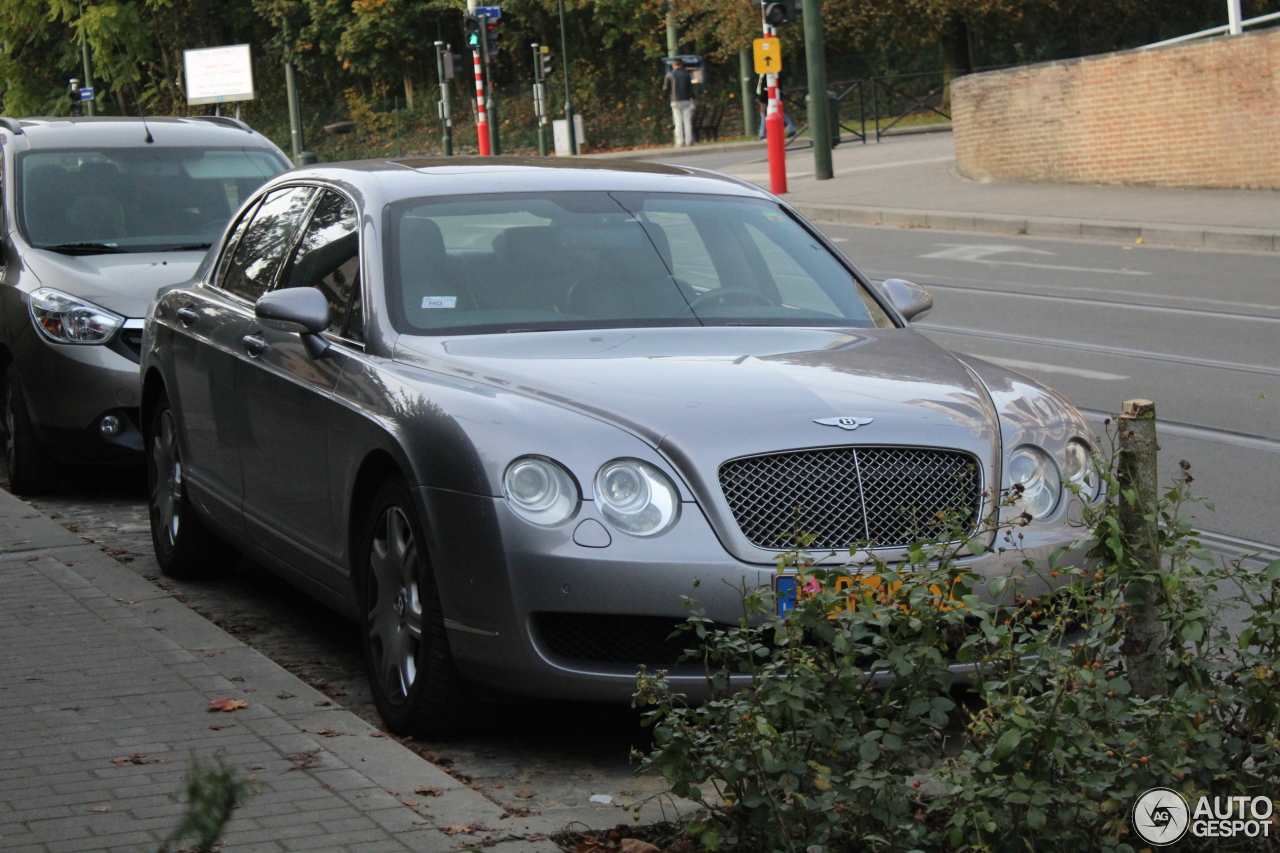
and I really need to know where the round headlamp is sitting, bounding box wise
[503,456,578,526]
[1008,445,1061,519]
[1062,440,1100,501]
[594,459,679,536]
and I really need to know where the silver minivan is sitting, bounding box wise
[0,116,290,492]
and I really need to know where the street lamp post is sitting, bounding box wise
[557,0,575,155]
[801,0,832,180]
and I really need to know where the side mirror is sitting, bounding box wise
[255,287,331,358]
[881,278,933,323]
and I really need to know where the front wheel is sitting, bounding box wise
[359,477,485,736]
[4,364,60,495]
[147,396,237,579]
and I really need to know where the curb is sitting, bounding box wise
[790,201,1280,252]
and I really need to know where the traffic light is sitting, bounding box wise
[484,15,502,56]
[464,14,482,49]
[762,0,796,25]
[538,45,553,79]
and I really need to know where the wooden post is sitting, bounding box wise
[1118,399,1164,697]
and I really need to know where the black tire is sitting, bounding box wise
[3,363,61,495]
[146,395,238,579]
[358,477,486,736]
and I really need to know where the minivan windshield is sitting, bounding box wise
[19,147,289,254]
[385,191,892,335]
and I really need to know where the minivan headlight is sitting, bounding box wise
[28,287,124,344]
[1008,445,1061,519]
[1063,440,1100,501]
[503,456,579,526]
[594,459,680,536]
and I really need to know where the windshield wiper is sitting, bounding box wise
[156,243,213,252]
[37,242,129,256]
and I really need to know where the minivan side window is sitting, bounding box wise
[216,186,315,303]
[279,190,360,340]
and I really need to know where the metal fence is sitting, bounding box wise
[780,69,964,148]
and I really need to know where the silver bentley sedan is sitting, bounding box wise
[140,157,1097,735]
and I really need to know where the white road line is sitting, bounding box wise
[972,355,1129,381]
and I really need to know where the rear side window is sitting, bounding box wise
[280,190,361,340]
[216,186,315,303]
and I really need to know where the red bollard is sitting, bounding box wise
[473,52,491,156]
[765,78,787,195]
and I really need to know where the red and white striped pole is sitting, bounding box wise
[762,16,787,194]
[473,50,491,155]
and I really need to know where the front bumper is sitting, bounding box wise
[424,488,1092,704]
[13,321,144,464]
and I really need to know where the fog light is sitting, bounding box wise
[99,415,122,437]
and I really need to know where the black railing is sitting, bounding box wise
[778,78,866,149]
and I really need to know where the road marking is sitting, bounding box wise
[972,355,1129,381]
[920,243,1150,276]
[922,323,1280,378]
[730,155,954,182]
[1078,408,1280,455]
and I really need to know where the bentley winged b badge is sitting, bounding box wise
[814,416,875,431]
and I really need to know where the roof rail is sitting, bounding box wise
[186,115,253,133]
[0,117,24,135]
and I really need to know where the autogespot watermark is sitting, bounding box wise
[1132,787,1275,846]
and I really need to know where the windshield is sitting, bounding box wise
[385,191,892,335]
[18,147,290,254]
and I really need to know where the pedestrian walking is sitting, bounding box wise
[756,73,794,139]
[663,59,696,147]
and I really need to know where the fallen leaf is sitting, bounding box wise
[112,753,166,766]
[313,700,332,707]
[514,788,536,799]
[248,764,264,770]
[207,698,248,713]
[402,799,419,807]
[442,825,475,835]
[491,783,504,789]
[314,728,345,737]
[229,676,244,682]
[619,840,660,853]
[89,805,110,813]
[370,731,387,738]
[276,691,294,699]
[414,785,443,797]
[209,723,235,731]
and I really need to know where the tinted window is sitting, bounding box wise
[280,191,360,339]
[18,147,289,252]
[384,192,891,335]
[217,186,315,303]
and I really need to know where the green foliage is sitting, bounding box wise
[635,443,1280,852]
[159,756,257,853]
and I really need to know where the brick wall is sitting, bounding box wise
[952,28,1280,190]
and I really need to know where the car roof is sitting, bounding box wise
[276,156,773,203]
[2,116,283,151]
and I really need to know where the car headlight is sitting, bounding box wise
[594,459,680,536]
[1063,439,1100,500]
[1008,445,1061,519]
[503,456,579,526]
[28,287,124,344]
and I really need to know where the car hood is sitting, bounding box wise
[21,248,207,319]
[394,326,1001,513]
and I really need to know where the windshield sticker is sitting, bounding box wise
[421,296,458,309]
[762,210,784,222]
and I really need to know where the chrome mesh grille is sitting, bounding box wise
[718,447,982,551]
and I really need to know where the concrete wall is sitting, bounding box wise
[952,28,1280,190]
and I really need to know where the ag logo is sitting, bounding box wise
[814,416,874,431]
[1133,787,1190,846]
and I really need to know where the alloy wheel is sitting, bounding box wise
[366,506,423,704]
[150,410,182,549]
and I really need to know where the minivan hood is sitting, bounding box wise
[394,325,999,465]
[22,248,207,319]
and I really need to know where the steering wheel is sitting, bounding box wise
[682,287,776,314]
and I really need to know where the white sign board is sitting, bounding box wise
[553,115,585,156]
[184,44,255,105]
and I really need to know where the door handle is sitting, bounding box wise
[176,306,198,327]
[241,334,268,357]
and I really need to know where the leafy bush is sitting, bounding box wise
[634,444,1280,853]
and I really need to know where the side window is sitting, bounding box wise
[279,190,360,339]
[216,186,315,303]
[212,199,261,286]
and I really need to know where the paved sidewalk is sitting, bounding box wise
[620,132,1280,251]
[0,489,559,853]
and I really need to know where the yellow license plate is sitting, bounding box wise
[773,570,967,617]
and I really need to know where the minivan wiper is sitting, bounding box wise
[37,242,129,256]
[156,243,213,252]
